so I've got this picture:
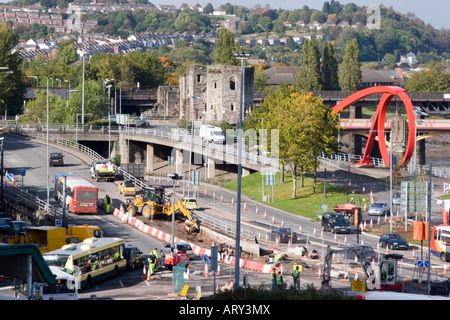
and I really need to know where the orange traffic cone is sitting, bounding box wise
[142,265,147,279]
[217,263,221,276]
[146,268,152,281]
[204,264,209,277]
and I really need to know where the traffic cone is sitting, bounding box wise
[258,231,261,241]
[204,188,207,196]
[255,207,259,215]
[243,202,247,211]
[299,224,302,233]
[275,236,279,245]
[376,242,380,252]
[146,268,152,281]
[348,181,351,188]
[370,219,373,228]
[412,248,415,259]
[185,265,190,279]
[444,262,448,274]
[204,264,209,277]
[363,203,367,211]
[318,265,322,279]
[231,198,234,206]
[377,216,380,225]
[344,235,347,244]
[370,190,373,198]
[217,263,221,276]
[334,232,337,242]
[220,194,223,202]
[384,213,388,222]
[320,227,324,239]
[142,265,147,279]
[386,244,390,254]
[213,192,216,199]
[362,186,365,194]
[281,218,284,227]
[264,211,267,219]
[272,215,275,224]
[288,238,291,248]
[313,227,317,237]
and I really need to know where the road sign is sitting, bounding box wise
[266,171,274,186]
[6,173,13,182]
[201,254,210,264]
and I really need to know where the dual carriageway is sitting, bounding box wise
[1,129,450,299]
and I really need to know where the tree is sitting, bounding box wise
[321,41,340,90]
[0,24,27,116]
[296,39,322,91]
[245,85,339,197]
[405,61,450,92]
[212,28,240,66]
[339,39,361,91]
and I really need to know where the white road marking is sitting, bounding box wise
[93,215,119,227]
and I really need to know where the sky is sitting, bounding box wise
[160,0,450,30]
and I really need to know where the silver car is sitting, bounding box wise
[368,201,390,216]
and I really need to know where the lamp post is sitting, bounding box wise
[65,80,71,98]
[232,51,249,290]
[80,51,88,130]
[46,77,49,213]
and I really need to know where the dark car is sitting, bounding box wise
[379,233,409,250]
[430,278,450,296]
[0,217,12,232]
[270,227,295,243]
[321,212,351,234]
[349,244,376,261]
[8,221,29,235]
[124,245,144,271]
[49,152,64,167]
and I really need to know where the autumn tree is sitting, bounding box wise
[405,61,450,92]
[245,85,339,197]
[339,39,361,91]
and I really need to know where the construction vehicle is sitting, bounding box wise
[4,225,104,253]
[322,245,404,292]
[90,159,115,182]
[126,185,199,233]
[331,194,364,226]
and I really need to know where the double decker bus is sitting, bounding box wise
[431,225,450,262]
[43,237,127,289]
[54,174,98,214]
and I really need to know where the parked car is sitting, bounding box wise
[349,244,376,261]
[118,180,136,196]
[8,221,29,235]
[392,193,401,206]
[181,197,198,210]
[270,227,295,243]
[0,217,12,233]
[162,242,193,256]
[379,233,409,250]
[368,202,390,216]
[124,245,144,271]
[49,152,64,167]
[430,278,450,296]
[321,212,351,234]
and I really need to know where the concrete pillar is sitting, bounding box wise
[175,148,183,174]
[119,133,129,164]
[146,143,154,173]
[206,158,215,180]
[242,167,251,177]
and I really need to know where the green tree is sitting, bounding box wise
[321,41,340,90]
[405,61,450,92]
[212,28,240,66]
[339,39,361,91]
[296,39,322,91]
[0,24,27,116]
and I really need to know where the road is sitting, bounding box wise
[3,132,449,299]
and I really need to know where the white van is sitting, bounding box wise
[199,125,225,143]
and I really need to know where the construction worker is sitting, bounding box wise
[151,248,159,270]
[292,266,300,291]
[276,270,284,289]
[148,252,156,275]
[271,268,277,289]
[104,195,112,213]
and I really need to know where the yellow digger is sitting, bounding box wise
[126,185,199,233]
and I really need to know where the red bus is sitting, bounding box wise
[55,174,98,214]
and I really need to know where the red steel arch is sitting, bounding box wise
[332,86,416,168]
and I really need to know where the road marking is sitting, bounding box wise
[93,215,119,227]
[119,280,124,288]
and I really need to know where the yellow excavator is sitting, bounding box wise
[126,185,199,233]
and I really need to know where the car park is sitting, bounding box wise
[321,212,351,234]
[181,197,198,210]
[368,201,390,216]
[124,245,144,271]
[379,233,409,250]
[270,227,295,243]
[49,152,64,167]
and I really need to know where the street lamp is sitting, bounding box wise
[80,50,88,130]
[232,51,249,290]
[167,173,183,253]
